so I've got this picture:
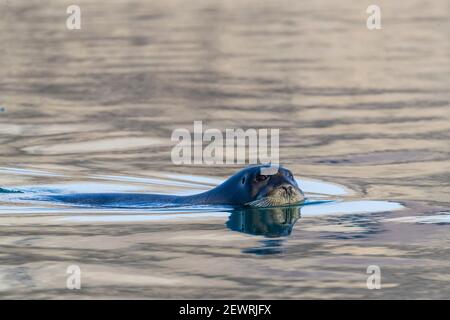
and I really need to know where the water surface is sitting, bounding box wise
[0,0,449,299]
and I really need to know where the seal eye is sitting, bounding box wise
[255,175,268,182]
[241,176,246,184]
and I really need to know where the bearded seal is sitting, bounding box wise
[51,164,305,208]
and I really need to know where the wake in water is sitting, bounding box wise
[2,165,309,209]
[0,166,404,219]
[0,187,23,194]
[0,167,408,252]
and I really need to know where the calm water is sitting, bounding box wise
[0,0,449,299]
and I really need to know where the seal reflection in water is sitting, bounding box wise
[226,206,302,238]
[51,164,305,208]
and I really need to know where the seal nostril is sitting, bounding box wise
[281,185,292,196]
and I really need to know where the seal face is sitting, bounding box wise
[209,164,305,207]
[234,165,305,207]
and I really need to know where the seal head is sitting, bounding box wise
[210,164,305,207]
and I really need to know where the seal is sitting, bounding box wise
[51,164,305,208]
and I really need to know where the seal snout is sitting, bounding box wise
[270,182,303,203]
[241,164,306,208]
[250,180,304,208]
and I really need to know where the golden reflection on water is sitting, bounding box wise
[0,0,449,299]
